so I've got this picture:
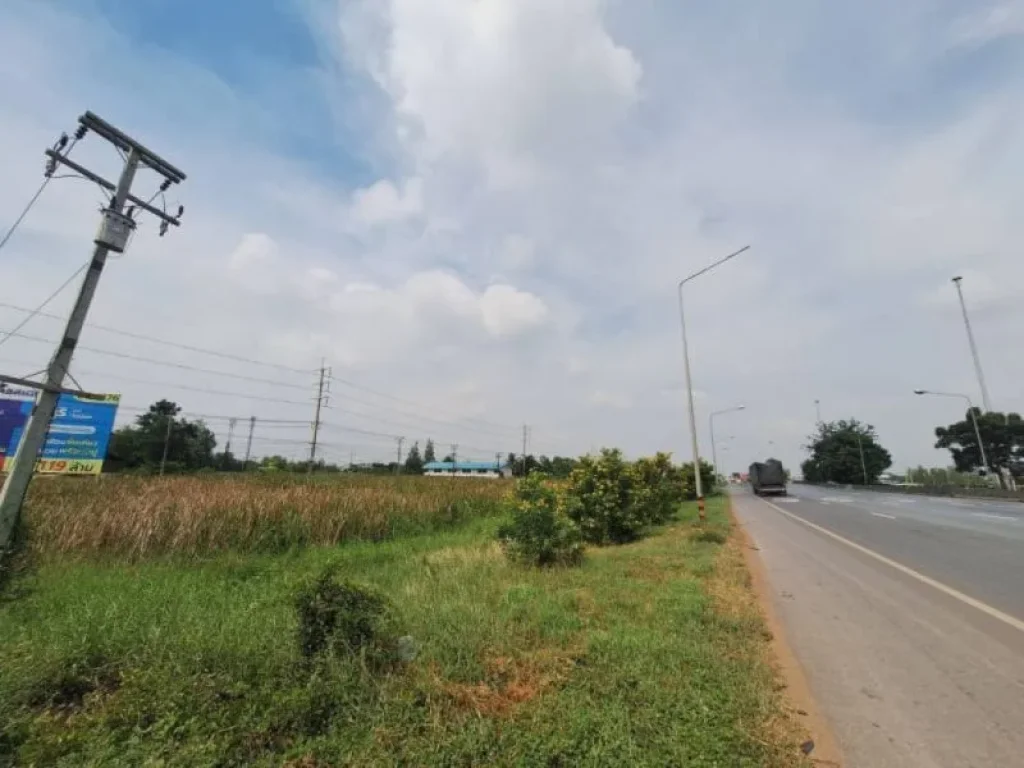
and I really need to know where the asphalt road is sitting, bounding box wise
[780,484,1024,620]
[733,486,1024,767]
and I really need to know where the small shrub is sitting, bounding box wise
[562,449,649,544]
[293,568,401,669]
[691,528,727,545]
[497,474,583,567]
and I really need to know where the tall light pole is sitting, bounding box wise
[814,399,822,424]
[710,406,746,482]
[856,433,869,485]
[677,245,751,520]
[913,389,990,473]
[951,276,992,412]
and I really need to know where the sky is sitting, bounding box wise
[0,0,1022,473]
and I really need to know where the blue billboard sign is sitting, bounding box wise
[0,388,120,475]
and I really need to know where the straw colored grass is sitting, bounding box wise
[20,474,508,559]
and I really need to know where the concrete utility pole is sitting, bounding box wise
[521,424,529,476]
[451,444,458,474]
[856,433,869,485]
[0,112,185,551]
[395,436,405,475]
[243,416,256,469]
[159,414,174,477]
[951,276,993,413]
[223,417,237,470]
[308,361,329,474]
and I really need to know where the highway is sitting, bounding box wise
[733,484,1024,767]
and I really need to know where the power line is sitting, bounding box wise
[50,366,313,407]
[0,329,312,390]
[0,262,89,350]
[0,302,315,375]
[114,404,308,425]
[326,385,519,440]
[327,374,519,433]
[0,133,85,257]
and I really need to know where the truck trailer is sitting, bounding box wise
[749,459,787,496]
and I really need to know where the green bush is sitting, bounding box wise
[497,474,584,567]
[563,449,650,544]
[633,452,686,524]
[679,459,717,500]
[293,568,402,669]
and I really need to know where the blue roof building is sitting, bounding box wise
[423,460,510,477]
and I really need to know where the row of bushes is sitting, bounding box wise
[498,450,714,566]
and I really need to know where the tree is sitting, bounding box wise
[679,459,716,499]
[934,410,1023,482]
[404,441,424,474]
[801,419,891,485]
[423,439,436,463]
[107,399,217,472]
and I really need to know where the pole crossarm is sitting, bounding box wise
[0,373,107,400]
[80,111,186,183]
[44,151,181,228]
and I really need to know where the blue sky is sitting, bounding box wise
[1,0,1023,471]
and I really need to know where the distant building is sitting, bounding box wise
[423,460,511,479]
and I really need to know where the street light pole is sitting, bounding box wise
[856,433,869,485]
[814,399,822,424]
[951,277,992,412]
[913,389,990,473]
[677,245,751,521]
[710,406,746,482]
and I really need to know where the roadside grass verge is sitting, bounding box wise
[0,497,806,766]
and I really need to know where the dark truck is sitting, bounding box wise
[749,459,787,496]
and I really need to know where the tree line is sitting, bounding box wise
[801,408,1023,487]
[106,400,581,476]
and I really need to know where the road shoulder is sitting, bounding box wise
[730,495,844,767]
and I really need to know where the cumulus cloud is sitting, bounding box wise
[348,177,424,227]
[341,0,642,185]
[479,284,548,337]
[4,0,1024,470]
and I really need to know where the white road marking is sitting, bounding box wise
[973,513,1017,522]
[872,512,896,520]
[756,497,1024,635]
[821,497,853,503]
[774,497,800,504]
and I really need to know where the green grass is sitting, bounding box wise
[0,498,804,767]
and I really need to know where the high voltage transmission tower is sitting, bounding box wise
[0,112,186,552]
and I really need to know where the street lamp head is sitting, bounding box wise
[737,405,746,411]
[913,389,927,395]
[951,275,962,283]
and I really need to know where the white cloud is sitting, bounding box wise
[479,284,548,337]
[951,2,1024,47]
[348,177,423,227]
[4,0,1024,471]
[341,0,642,185]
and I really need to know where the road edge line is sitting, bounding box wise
[757,496,1024,635]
